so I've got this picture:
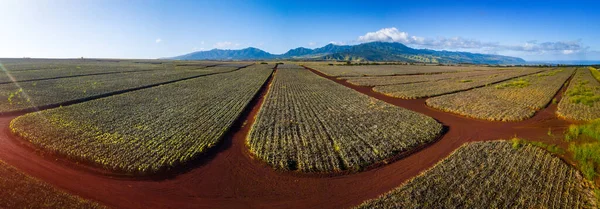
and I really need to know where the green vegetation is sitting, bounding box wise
[10,65,273,174]
[510,137,564,155]
[306,64,474,77]
[458,79,473,83]
[562,119,600,182]
[374,68,540,99]
[557,68,600,121]
[248,67,443,172]
[590,67,600,81]
[427,68,574,121]
[567,80,600,106]
[0,160,105,208]
[494,78,530,89]
[0,66,239,113]
[356,141,596,208]
[344,69,510,86]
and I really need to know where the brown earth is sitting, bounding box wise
[0,66,577,209]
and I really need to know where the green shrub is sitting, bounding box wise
[495,78,530,89]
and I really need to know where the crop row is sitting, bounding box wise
[306,64,483,77]
[0,160,105,208]
[0,66,240,113]
[0,62,165,84]
[426,68,574,121]
[343,69,511,86]
[356,141,597,209]
[10,65,274,174]
[373,68,542,99]
[557,67,600,121]
[247,67,443,172]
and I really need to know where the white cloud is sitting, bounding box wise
[329,41,345,45]
[308,42,317,46]
[357,27,588,55]
[358,27,411,43]
[213,41,241,49]
[155,38,162,43]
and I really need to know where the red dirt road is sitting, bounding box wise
[0,67,576,209]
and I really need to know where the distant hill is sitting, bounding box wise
[173,47,275,60]
[171,42,526,64]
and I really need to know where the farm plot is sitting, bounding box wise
[557,68,600,121]
[426,68,574,121]
[305,64,484,77]
[10,65,273,174]
[373,68,542,99]
[343,69,511,86]
[0,62,163,84]
[276,63,304,69]
[0,160,105,208]
[247,68,443,172]
[356,141,597,209]
[0,66,240,114]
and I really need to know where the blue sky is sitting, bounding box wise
[1,0,599,61]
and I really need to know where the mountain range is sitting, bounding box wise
[171,42,526,64]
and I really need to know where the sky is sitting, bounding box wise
[1,0,599,61]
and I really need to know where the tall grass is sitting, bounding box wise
[567,119,600,180]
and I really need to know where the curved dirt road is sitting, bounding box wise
[0,67,576,209]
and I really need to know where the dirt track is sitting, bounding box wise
[0,66,576,209]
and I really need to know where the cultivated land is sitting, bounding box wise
[373,68,542,99]
[557,67,600,121]
[343,68,508,86]
[248,66,443,172]
[10,65,273,174]
[0,160,105,208]
[0,66,239,113]
[357,141,597,209]
[426,68,574,121]
[305,64,478,77]
[0,59,598,209]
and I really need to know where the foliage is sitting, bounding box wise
[557,68,600,121]
[307,64,474,77]
[357,141,596,208]
[564,120,600,181]
[0,160,105,208]
[494,78,530,89]
[0,64,239,113]
[10,65,274,175]
[345,68,514,86]
[511,137,564,155]
[427,68,574,121]
[247,67,443,172]
[374,68,541,99]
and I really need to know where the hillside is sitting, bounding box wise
[171,42,526,64]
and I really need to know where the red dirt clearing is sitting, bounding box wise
[0,66,576,209]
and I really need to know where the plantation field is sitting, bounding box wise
[373,68,542,99]
[357,141,597,209]
[0,66,240,114]
[557,68,600,121]
[0,62,163,84]
[247,67,443,172]
[426,68,574,121]
[342,68,511,86]
[10,65,273,174]
[305,64,484,77]
[0,160,105,208]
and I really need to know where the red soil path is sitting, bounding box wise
[0,66,576,209]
